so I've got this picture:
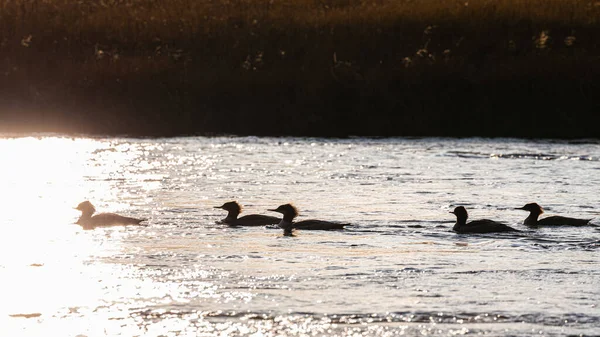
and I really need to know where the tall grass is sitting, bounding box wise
[1,0,599,136]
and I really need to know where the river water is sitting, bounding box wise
[0,135,598,336]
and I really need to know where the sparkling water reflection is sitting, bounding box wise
[0,136,598,336]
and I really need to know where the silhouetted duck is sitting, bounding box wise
[450,206,518,233]
[516,203,592,227]
[269,204,349,235]
[214,201,280,226]
[75,201,145,230]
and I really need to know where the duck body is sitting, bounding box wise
[215,201,280,226]
[453,219,518,234]
[534,215,591,227]
[78,213,145,229]
[269,204,349,235]
[76,201,145,230]
[517,203,592,227]
[227,214,281,227]
[451,206,519,234]
[293,220,347,231]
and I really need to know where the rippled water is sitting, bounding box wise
[0,135,599,336]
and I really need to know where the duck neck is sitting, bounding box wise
[524,212,540,226]
[453,215,468,230]
[282,212,296,223]
[77,209,94,224]
[278,219,293,230]
[224,210,240,222]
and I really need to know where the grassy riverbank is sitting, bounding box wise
[1,0,599,137]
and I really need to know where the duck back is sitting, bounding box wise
[536,215,591,227]
[294,220,348,230]
[79,213,145,229]
[230,214,281,226]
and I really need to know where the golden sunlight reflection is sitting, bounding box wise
[0,136,159,229]
[1,137,112,227]
[0,136,161,334]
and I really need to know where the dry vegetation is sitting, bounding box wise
[1,0,599,136]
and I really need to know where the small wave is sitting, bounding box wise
[395,219,451,224]
[373,267,434,274]
[9,313,42,318]
[445,151,488,159]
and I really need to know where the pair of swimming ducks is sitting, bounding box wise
[75,200,593,234]
[450,203,592,233]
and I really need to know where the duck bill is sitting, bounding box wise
[514,207,526,210]
[213,206,223,209]
[268,209,279,212]
[449,211,455,214]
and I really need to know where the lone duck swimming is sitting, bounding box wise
[75,201,145,230]
[516,203,592,227]
[215,201,280,226]
[268,203,349,235]
[450,206,518,233]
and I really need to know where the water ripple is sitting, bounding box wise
[2,136,600,336]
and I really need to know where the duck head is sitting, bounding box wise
[450,206,469,224]
[268,204,298,223]
[516,203,544,215]
[75,201,96,215]
[215,201,242,217]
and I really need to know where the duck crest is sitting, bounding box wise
[270,203,298,222]
[215,201,242,221]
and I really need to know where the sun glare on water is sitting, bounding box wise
[0,136,152,334]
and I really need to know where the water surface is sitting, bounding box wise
[0,136,598,336]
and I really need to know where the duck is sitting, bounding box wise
[268,204,349,235]
[75,201,145,230]
[516,203,592,227]
[214,201,280,226]
[450,206,519,233]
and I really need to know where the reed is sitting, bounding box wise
[0,0,599,136]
